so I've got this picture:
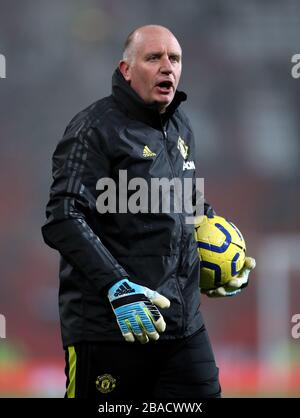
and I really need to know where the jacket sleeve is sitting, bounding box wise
[179,108,216,218]
[192,171,216,218]
[41,123,128,293]
[187,125,215,218]
[204,200,216,217]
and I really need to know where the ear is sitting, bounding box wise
[119,60,131,82]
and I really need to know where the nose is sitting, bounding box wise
[160,56,173,75]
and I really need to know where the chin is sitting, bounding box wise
[156,96,173,107]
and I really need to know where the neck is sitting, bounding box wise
[159,105,167,114]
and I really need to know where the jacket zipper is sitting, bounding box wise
[160,120,186,334]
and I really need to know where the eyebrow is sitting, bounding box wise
[144,51,181,60]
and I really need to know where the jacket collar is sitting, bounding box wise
[111,68,187,128]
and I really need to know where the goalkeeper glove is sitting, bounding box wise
[108,278,170,344]
[202,256,256,298]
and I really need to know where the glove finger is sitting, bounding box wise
[244,256,256,270]
[144,289,171,309]
[208,287,227,297]
[206,287,241,297]
[143,304,167,334]
[203,287,223,297]
[127,315,152,344]
[228,256,256,288]
[122,332,135,343]
[152,315,167,333]
[117,318,135,343]
[134,331,149,344]
[134,313,156,343]
[227,277,247,288]
[238,257,256,277]
[136,308,163,341]
[223,288,242,297]
[134,325,160,342]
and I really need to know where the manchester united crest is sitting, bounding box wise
[96,374,116,394]
[177,136,189,160]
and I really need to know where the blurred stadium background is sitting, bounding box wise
[0,0,299,397]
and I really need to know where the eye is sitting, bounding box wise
[147,55,159,61]
[170,55,180,63]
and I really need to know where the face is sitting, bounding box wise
[119,28,182,112]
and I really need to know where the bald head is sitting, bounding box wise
[123,25,182,64]
[119,25,182,112]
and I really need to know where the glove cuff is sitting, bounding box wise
[108,278,134,300]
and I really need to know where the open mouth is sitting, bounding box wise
[156,80,173,93]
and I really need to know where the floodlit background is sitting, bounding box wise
[0,0,300,397]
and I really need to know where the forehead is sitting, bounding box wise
[135,31,182,56]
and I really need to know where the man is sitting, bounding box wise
[42,25,255,399]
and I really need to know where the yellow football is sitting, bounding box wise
[195,215,246,290]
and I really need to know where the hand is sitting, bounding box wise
[202,257,256,298]
[108,278,170,343]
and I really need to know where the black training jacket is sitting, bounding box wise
[42,68,209,347]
